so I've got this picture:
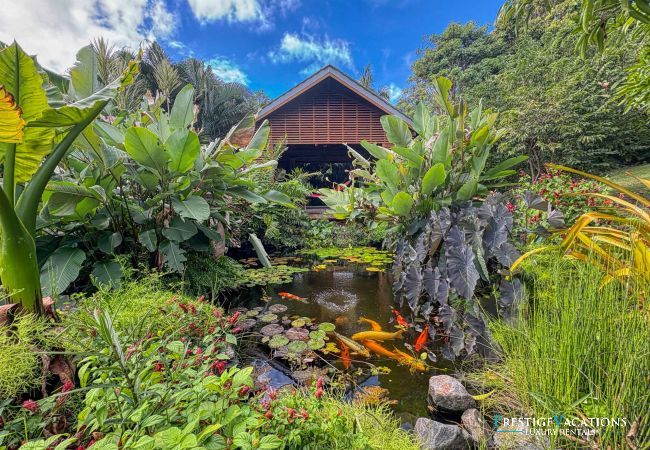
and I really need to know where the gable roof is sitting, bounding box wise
[257,65,413,126]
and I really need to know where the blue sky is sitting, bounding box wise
[3,0,502,102]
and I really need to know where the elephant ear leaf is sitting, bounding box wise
[167,129,200,173]
[159,240,187,272]
[444,227,480,299]
[124,126,168,172]
[172,195,210,222]
[69,45,100,99]
[0,85,25,142]
[40,246,86,296]
[92,260,123,290]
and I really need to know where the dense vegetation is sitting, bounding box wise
[1,0,649,447]
[403,1,650,175]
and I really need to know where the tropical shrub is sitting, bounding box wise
[181,254,246,299]
[512,165,650,300]
[0,43,137,313]
[319,77,527,359]
[508,168,613,244]
[37,76,290,295]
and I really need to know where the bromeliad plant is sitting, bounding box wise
[0,42,137,314]
[319,77,527,359]
[512,165,650,302]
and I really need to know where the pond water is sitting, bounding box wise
[236,261,455,419]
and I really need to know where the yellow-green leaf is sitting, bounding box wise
[0,85,25,142]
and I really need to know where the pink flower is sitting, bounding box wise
[22,400,39,413]
[62,380,74,393]
[505,201,515,213]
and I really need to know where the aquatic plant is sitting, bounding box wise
[241,265,308,287]
[301,247,393,267]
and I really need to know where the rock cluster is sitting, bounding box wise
[414,375,546,450]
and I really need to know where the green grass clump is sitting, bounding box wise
[65,274,222,346]
[480,255,649,448]
[0,314,51,398]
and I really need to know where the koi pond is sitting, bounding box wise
[233,247,457,419]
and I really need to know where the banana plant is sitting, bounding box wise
[0,42,137,314]
[319,76,526,222]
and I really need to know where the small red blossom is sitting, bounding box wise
[265,410,273,420]
[153,362,164,372]
[62,380,74,393]
[315,387,324,399]
[194,346,203,355]
[211,360,227,374]
[22,400,39,413]
[505,201,515,213]
[238,386,251,396]
[213,308,222,318]
[286,407,297,418]
[228,311,241,324]
[316,377,324,389]
[268,387,277,400]
[300,408,309,420]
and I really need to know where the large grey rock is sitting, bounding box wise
[428,375,477,413]
[461,408,489,445]
[493,422,549,449]
[415,418,473,450]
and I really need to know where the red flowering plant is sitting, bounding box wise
[508,168,611,244]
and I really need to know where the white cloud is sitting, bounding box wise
[1,0,176,73]
[386,83,403,103]
[268,33,353,73]
[187,0,263,23]
[207,57,249,84]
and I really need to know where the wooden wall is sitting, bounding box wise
[261,77,389,146]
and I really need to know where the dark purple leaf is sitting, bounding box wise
[492,242,520,268]
[445,227,480,299]
[524,191,548,211]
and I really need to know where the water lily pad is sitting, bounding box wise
[285,327,310,341]
[318,322,336,332]
[239,318,257,330]
[309,330,326,340]
[260,324,284,336]
[291,318,307,328]
[259,313,278,323]
[308,338,326,350]
[268,335,290,349]
[269,304,288,314]
[365,267,383,272]
[287,340,308,353]
[246,309,259,317]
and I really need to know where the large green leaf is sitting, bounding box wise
[413,103,436,139]
[69,45,100,99]
[124,126,168,172]
[457,177,478,200]
[0,42,54,183]
[167,129,199,173]
[431,128,450,165]
[246,120,270,150]
[391,191,414,216]
[360,140,389,160]
[0,85,25,142]
[40,246,86,296]
[380,115,412,147]
[92,260,122,289]
[432,76,455,117]
[162,216,197,242]
[482,155,528,179]
[45,182,104,217]
[376,159,400,190]
[263,190,293,206]
[159,240,187,272]
[169,84,195,130]
[98,231,123,253]
[172,195,210,222]
[228,186,268,203]
[421,163,447,195]
[138,229,158,252]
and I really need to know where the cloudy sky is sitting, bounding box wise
[2,0,501,101]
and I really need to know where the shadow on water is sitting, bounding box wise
[235,264,457,419]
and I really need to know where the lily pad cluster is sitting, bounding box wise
[240,265,308,287]
[239,256,304,268]
[246,305,337,362]
[301,247,393,268]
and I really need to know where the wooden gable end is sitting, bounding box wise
[261,76,390,146]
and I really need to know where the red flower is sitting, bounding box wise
[268,386,277,400]
[198,295,206,302]
[213,308,222,318]
[316,377,324,389]
[153,362,164,372]
[228,311,241,324]
[238,386,251,396]
[300,408,309,420]
[62,380,74,393]
[286,407,297,418]
[194,346,203,355]
[505,201,515,213]
[315,387,324,399]
[211,360,227,374]
[265,410,273,420]
[22,400,39,413]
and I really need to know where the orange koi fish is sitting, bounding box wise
[337,338,351,369]
[352,329,404,342]
[392,309,409,328]
[414,324,429,352]
[393,348,427,373]
[278,292,308,303]
[358,317,382,331]
[361,340,399,359]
